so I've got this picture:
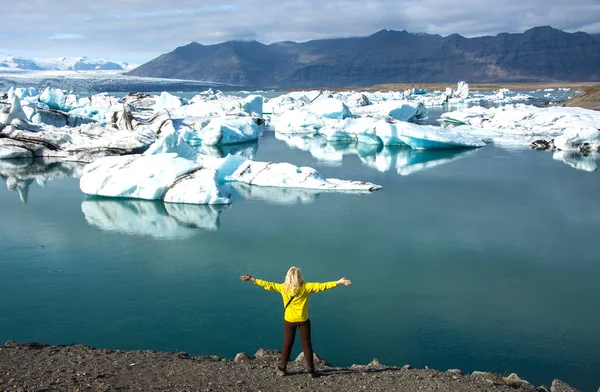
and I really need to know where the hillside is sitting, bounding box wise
[128,26,600,88]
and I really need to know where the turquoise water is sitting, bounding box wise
[1,135,599,391]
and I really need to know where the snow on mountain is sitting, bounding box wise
[0,54,135,71]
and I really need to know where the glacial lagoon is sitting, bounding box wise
[1,128,600,390]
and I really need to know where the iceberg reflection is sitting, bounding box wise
[275,133,475,175]
[194,141,258,160]
[0,158,84,202]
[553,151,599,172]
[231,182,326,205]
[362,147,477,175]
[81,197,228,239]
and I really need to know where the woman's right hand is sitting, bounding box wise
[337,277,351,286]
[240,275,255,282]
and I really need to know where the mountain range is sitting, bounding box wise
[128,26,600,88]
[0,54,134,71]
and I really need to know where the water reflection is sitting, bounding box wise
[81,197,228,239]
[195,141,258,159]
[361,147,478,175]
[553,151,599,172]
[231,182,326,205]
[275,133,477,174]
[0,158,84,203]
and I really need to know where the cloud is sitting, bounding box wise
[2,0,599,63]
[50,33,86,40]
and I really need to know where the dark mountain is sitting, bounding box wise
[593,33,600,41]
[128,26,600,88]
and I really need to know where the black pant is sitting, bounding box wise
[279,319,314,372]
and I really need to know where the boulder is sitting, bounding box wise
[234,352,249,362]
[550,379,581,392]
[367,358,383,368]
[253,348,281,359]
[503,373,530,388]
[294,352,331,367]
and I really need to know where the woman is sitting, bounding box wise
[240,266,351,377]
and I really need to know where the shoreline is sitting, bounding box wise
[287,81,599,93]
[0,341,584,392]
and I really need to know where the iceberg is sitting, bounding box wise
[392,121,486,149]
[310,98,352,119]
[441,105,600,151]
[39,87,79,111]
[1,120,156,162]
[82,198,226,239]
[222,159,381,192]
[195,116,261,145]
[79,153,231,204]
[1,94,28,125]
[153,91,184,112]
[269,110,323,135]
[242,95,263,117]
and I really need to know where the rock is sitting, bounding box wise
[356,94,371,107]
[4,340,16,346]
[447,369,463,375]
[295,352,332,367]
[531,139,556,150]
[471,371,505,385]
[253,348,281,359]
[367,358,383,368]
[233,352,249,362]
[350,364,363,369]
[402,364,412,370]
[550,379,581,392]
[538,386,550,392]
[425,365,430,370]
[504,373,531,388]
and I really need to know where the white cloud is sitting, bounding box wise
[2,0,599,63]
[50,33,86,40]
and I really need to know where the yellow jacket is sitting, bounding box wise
[254,279,338,322]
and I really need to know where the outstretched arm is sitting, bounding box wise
[305,277,352,294]
[240,274,283,293]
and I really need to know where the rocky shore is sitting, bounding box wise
[0,341,585,392]
[565,85,600,110]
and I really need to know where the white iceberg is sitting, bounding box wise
[216,156,381,192]
[441,105,600,151]
[1,94,28,125]
[153,91,184,112]
[195,116,261,145]
[269,110,323,135]
[392,121,486,149]
[310,98,352,119]
[242,95,263,117]
[80,153,231,204]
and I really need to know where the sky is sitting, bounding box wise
[1,0,599,65]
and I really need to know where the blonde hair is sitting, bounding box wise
[283,266,304,295]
